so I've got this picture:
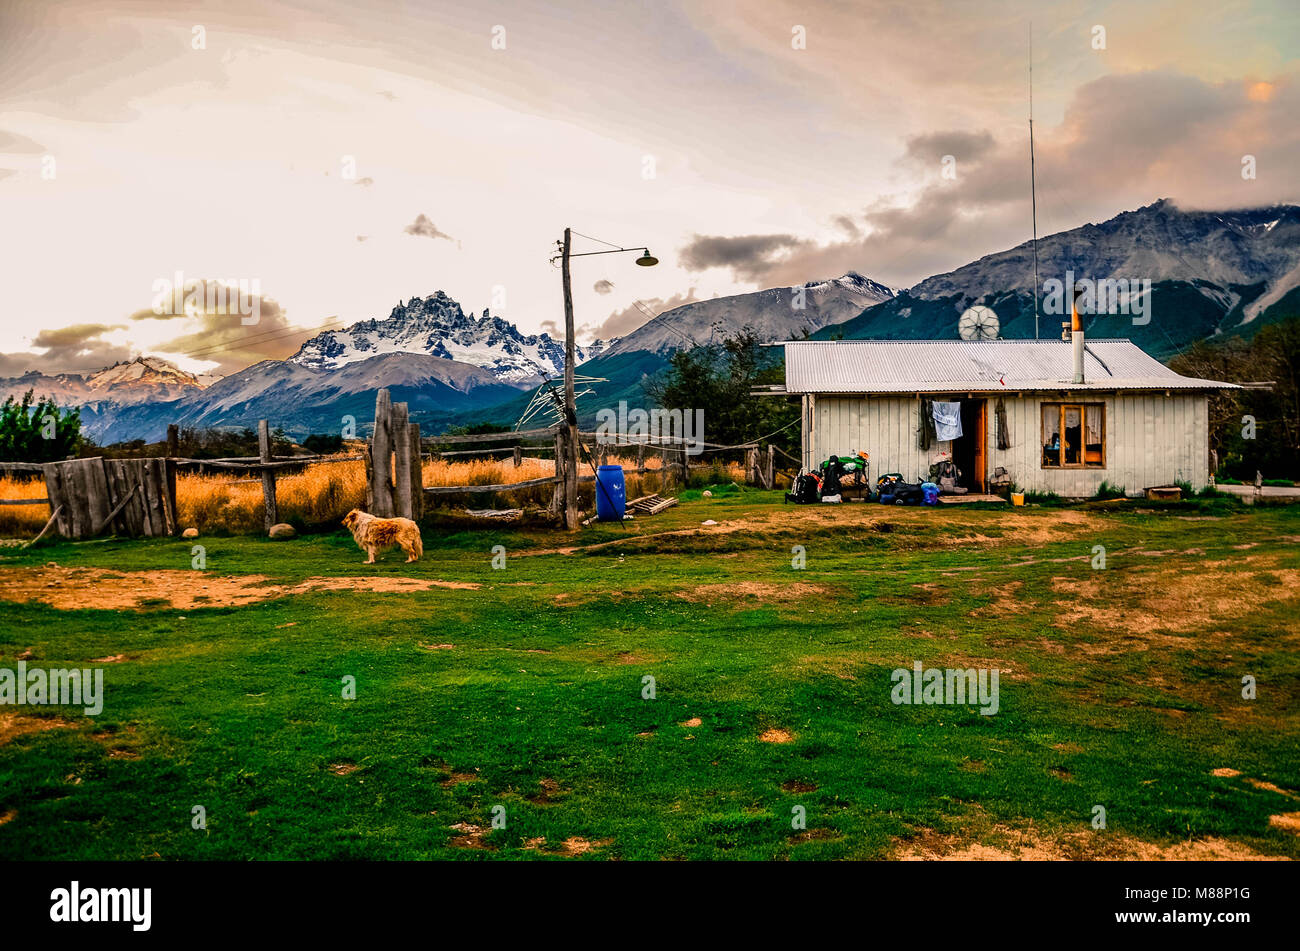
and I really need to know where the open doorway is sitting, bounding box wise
[951,398,987,493]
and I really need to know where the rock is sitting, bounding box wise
[268,523,297,539]
[701,519,719,526]
[181,528,199,539]
[702,490,712,498]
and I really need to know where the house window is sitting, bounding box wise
[1041,402,1105,468]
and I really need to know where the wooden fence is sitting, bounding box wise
[361,389,779,523]
[1,421,361,542]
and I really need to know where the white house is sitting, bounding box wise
[768,338,1236,496]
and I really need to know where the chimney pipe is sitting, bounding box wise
[1071,283,1085,385]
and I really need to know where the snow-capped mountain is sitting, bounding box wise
[601,271,897,357]
[817,200,1300,358]
[0,356,207,409]
[289,291,603,384]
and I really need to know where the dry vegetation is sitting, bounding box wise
[0,453,745,536]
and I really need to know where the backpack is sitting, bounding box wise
[785,472,822,504]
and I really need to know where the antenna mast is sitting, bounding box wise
[1029,23,1040,341]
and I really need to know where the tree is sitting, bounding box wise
[0,390,84,462]
[644,330,799,457]
[1170,316,1300,480]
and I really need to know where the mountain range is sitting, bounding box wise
[4,199,1297,443]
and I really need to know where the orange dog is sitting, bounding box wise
[342,509,423,563]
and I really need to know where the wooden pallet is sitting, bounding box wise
[628,494,678,515]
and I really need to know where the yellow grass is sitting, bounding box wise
[0,452,743,536]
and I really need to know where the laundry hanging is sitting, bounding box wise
[995,397,1011,450]
[931,401,963,441]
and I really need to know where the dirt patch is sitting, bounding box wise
[526,777,566,805]
[328,762,360,776]
[447,821,495,850]
[0,808,15,826]
[90,654,129,664]
[680,717,702,728]
[759,728,795,744]
[896,823,1287,861]
[1248,779,1298,798]
[419,643,455,651]
[1050,555,1300,639]
[0,565,481,611]
[555,836,612,857]
[1269,812,1300,834]
[0,713,78,746]
[1211,767,1242,777]
[440,771,480,789]
[675,582,830,605]
[781,779,818,793]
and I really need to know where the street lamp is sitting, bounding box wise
[554,227,658,530]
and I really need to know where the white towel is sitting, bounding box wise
[931,401,963,441]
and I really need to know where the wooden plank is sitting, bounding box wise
[423,476,560,496]
[408,422,423,520]
[258,419,278,531]
[160,457,179,535]
[63,459,91,539]
[126,460,149,535]
[86,458,113,532]
[424,427,556,446]
[371,389,395,517]
[167,423,179,458]
[145,459,169,536]
[0,498,49,505]
[391,402,412,519]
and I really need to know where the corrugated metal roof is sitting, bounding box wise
[781,339,1236,394]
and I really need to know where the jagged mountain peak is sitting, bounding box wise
[289,291,596,384]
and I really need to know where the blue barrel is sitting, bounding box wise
[595,465,626,521]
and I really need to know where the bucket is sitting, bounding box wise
[1011,491,1025,506]
[595,465,626,521]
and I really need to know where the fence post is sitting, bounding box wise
[258,419,278,531]
[408,422,423,520]
[167,424,179,458]
[513,446,522,468]
[551,429,565,517]
[766,444,775,489]
[746,447,757,485]
[636,442,645,473]
[371,389,395,517]
[392,402,412,518]
[678,444,688,484]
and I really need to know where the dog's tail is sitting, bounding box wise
[412,530,424,560]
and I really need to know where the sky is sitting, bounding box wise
[0,0,1296,377]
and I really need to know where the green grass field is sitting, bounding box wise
[1,490,1298,860]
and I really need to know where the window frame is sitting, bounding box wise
[1040,401,1106,470]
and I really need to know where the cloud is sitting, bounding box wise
[592,279,614,295]
[678,233,814,283]
[130,282,306,374]
[404,213,455,241]
[903,129,995,164]
[683,69,1300,290]
[584,291,700,341]
[0,130,46,153]
[0,322,133,375]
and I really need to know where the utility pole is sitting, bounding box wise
[561,227,579,530]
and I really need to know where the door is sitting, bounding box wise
[952,399,987,493]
